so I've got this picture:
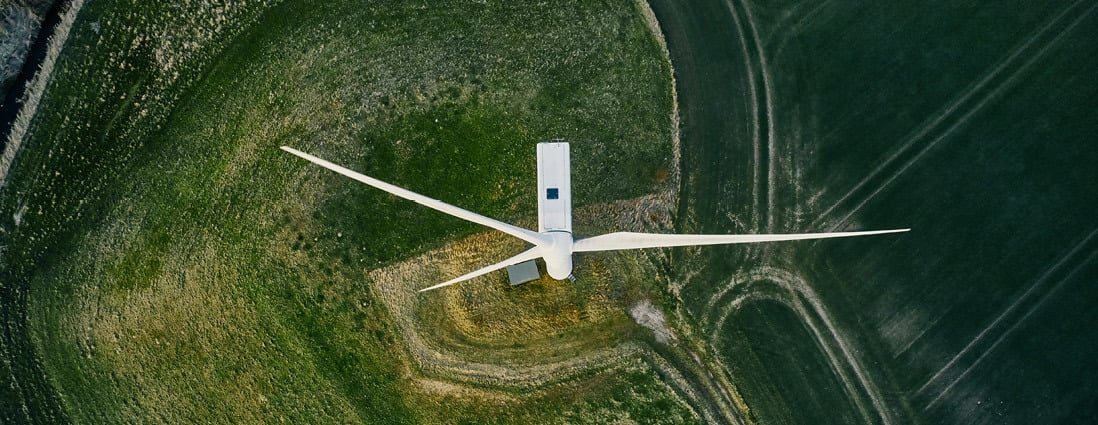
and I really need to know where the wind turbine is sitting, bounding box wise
[281,142,908,292]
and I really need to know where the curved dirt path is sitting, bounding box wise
[702,267,898,425]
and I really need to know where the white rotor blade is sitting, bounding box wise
[419,246,544,292]
[573,229,909,252]
[282,146,549,246]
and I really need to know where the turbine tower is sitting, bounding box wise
[281,142,908,292]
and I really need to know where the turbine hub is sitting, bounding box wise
[543,232,574,280]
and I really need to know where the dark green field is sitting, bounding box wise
[2,0,1097,423]
[653,0,1098,423]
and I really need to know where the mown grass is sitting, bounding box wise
[0,0,693,422]
[396,231,662,367]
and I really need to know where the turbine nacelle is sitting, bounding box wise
[543,232,574,280]
[281,142,909,292]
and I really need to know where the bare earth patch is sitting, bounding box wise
[629,299,677,344]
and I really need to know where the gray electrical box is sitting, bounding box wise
[506,260,540,286]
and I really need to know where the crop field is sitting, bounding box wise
[651,0,1098,424]
[2,0,1096,423]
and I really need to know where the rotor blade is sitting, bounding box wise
[418,246,544,292]
[573,228,909,252]
[282,146,549,246]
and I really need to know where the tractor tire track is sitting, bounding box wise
[917,227,1098,408]
[737,0,778,234]
[771,0,837,62]
[721,0,774,234]
[704,267,897,425]
[892,311,944,359]
[923,247,1098,410]
[812,0,1096,231]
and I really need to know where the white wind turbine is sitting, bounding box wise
[281,142,908,292]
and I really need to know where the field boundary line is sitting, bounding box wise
[0,0,85,188]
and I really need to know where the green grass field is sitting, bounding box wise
[0,0,709,422]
